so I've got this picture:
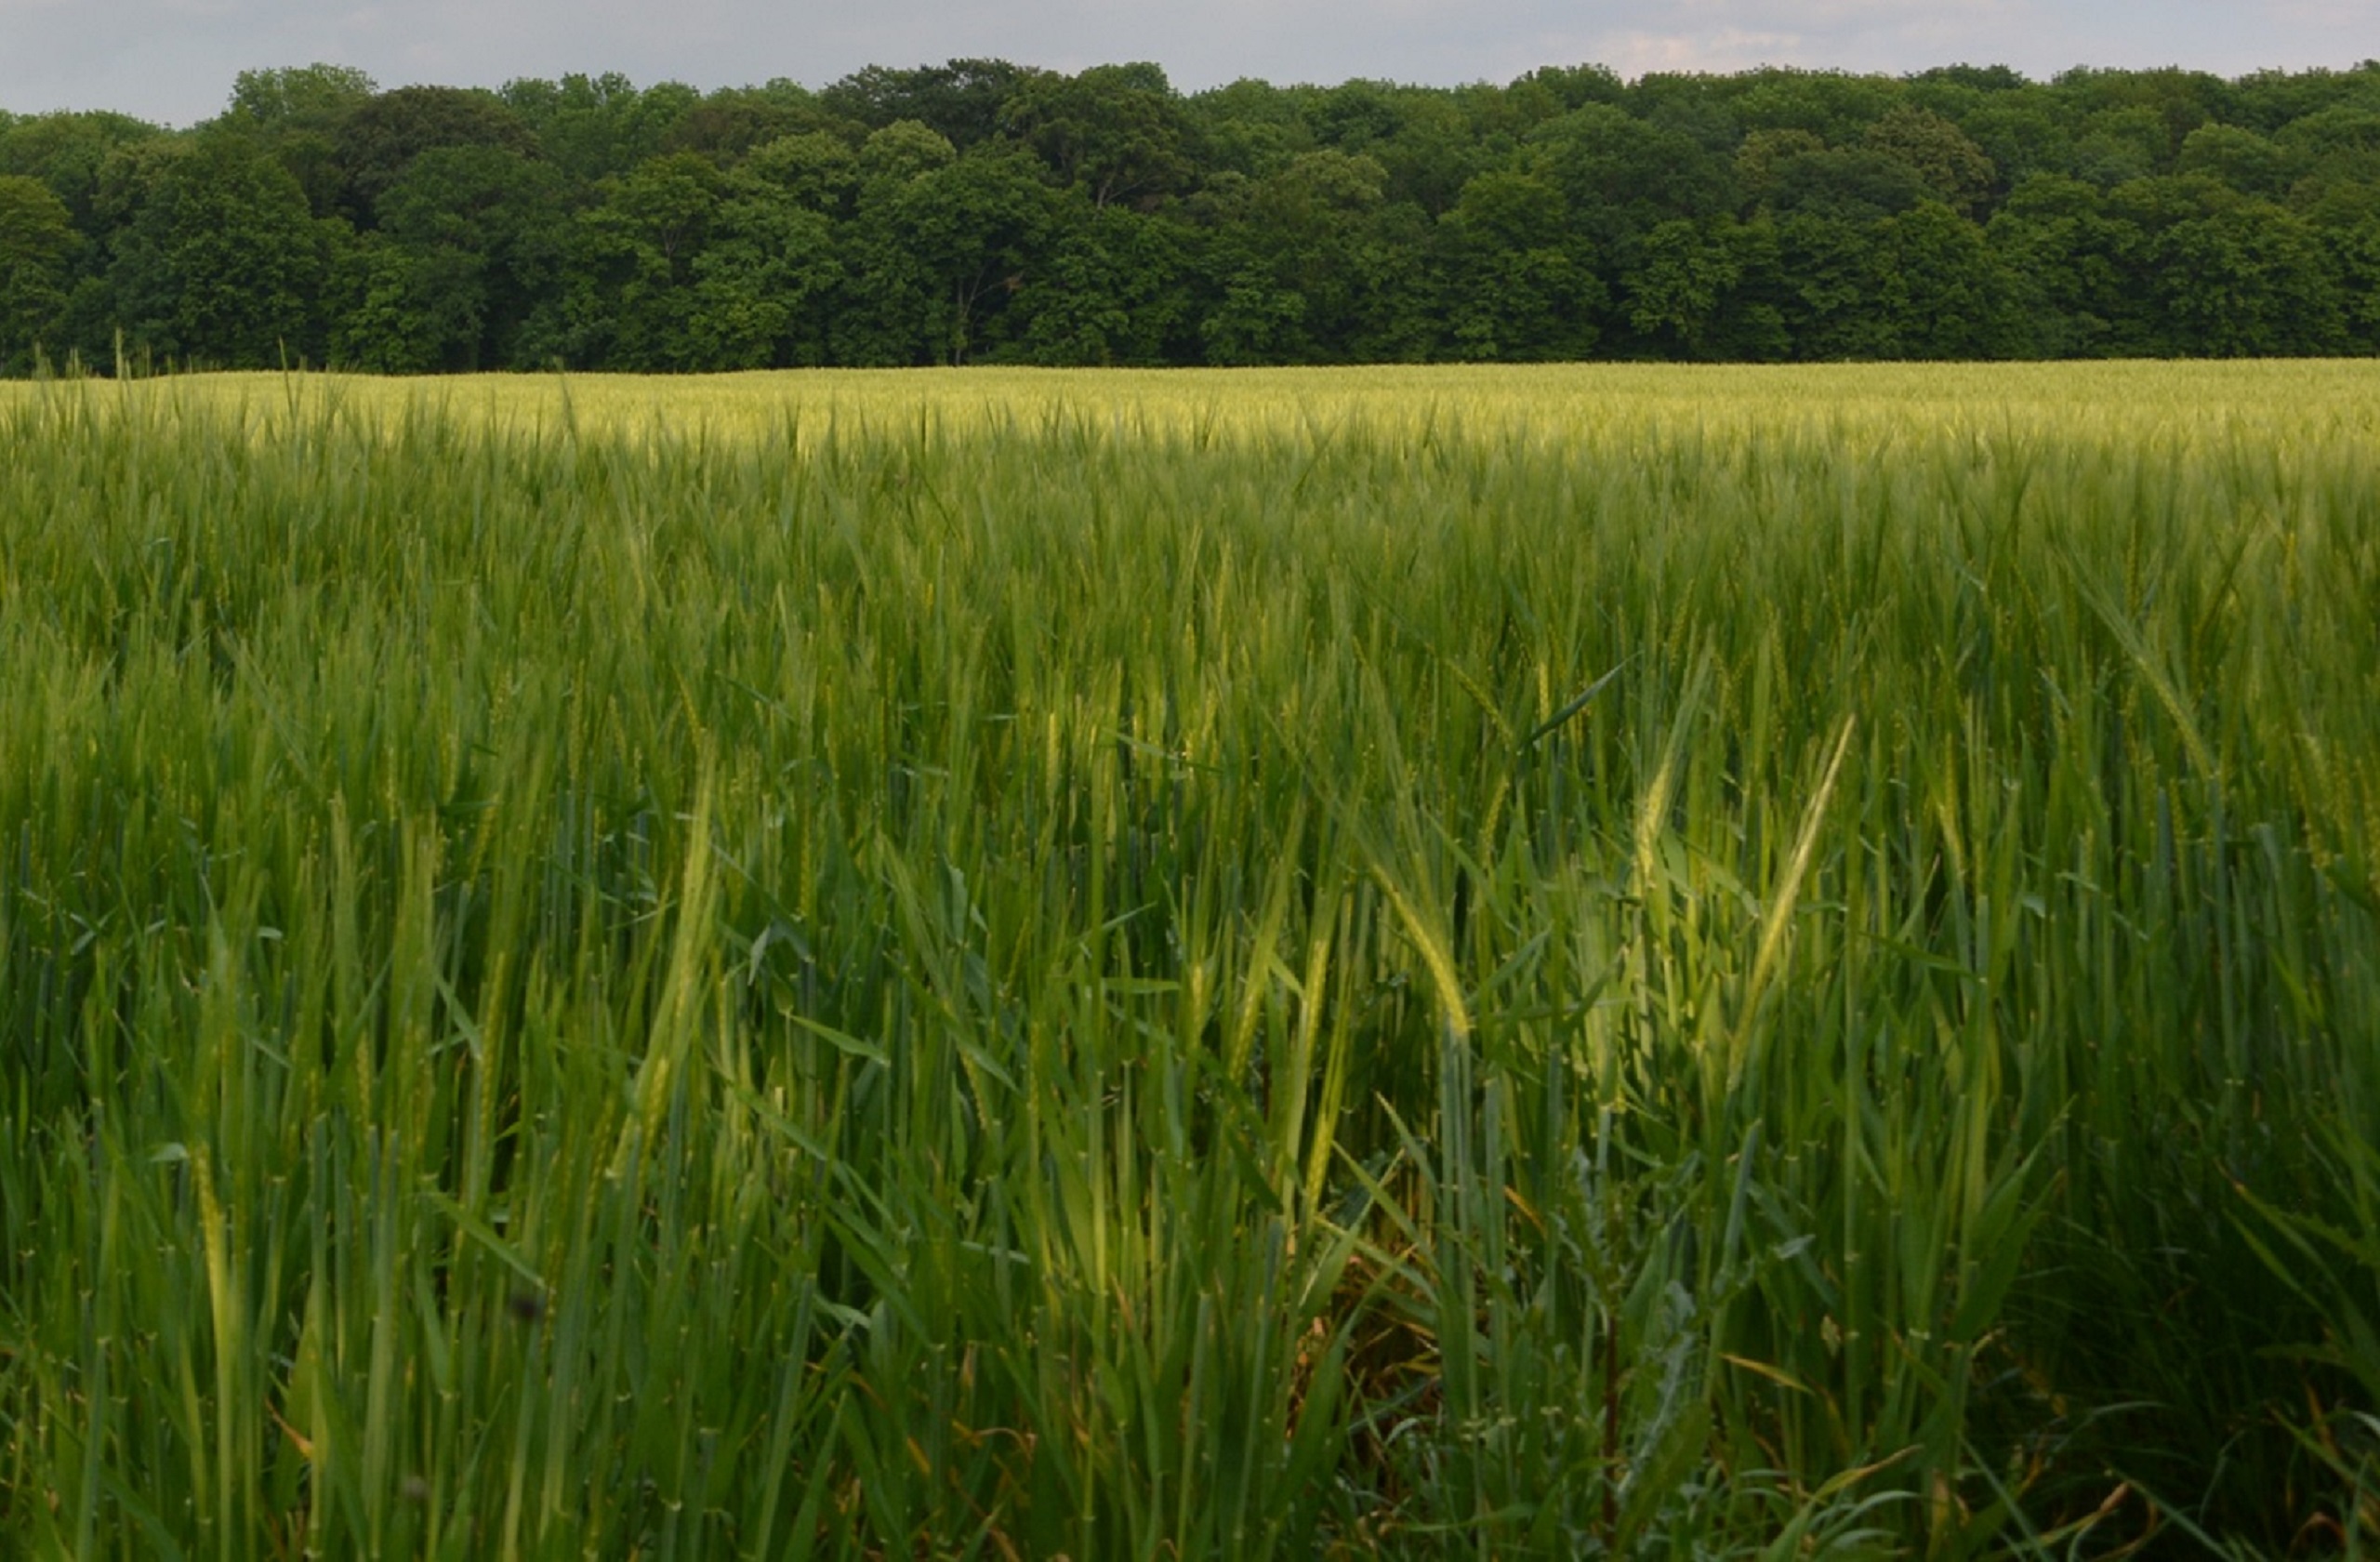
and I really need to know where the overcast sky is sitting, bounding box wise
[4,0,2374,126]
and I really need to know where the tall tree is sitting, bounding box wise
[820,60,1035,150]
[663,83,851,162]
[1001,64,1197,209]
[1195,149,1432,363]
[2176,123,2298,198]
[2330,216,2380,351]
[1525,103,1737,246]
[499,74,697,183]
[0,111,165,232]
[1012,194,1196,364]
[1863,104,1998,212]
[1183,78,1313,179]
[1871,200,2023,356]
[2139,192,2347,354]
[745,132,863,215]
[1620,216,1788,360]
[224,64,377,129]
[100,134,337,367]
[332,145,568,372]
[336,86,542,223]
[1770,209,1899,358]
[852,147,1062,364]
[1726,68,1904,144]
[217,64,379,217]
[1764,147,1935,220]
[1986,174,2134,354]
[1437,167,1601,359]
[0,174,78,371]
[542,151,841,370]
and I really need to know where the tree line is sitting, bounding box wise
[3,57,2377,374]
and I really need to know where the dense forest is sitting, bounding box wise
[3,57,2378,372]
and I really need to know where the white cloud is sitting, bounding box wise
[1586,29,1814,76]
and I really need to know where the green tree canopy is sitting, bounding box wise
[334,144,569,372]
[0,173,78,370]
[225,64,377,129]
[1863,103,1997,211]
[1001,63,1197,208]
[337,86,542,222]
[1526,103,1738,245]
[499,73,697,182]
[747,132,862,213]
[662,83,847,162]
[820,60,1033,150]
[8,54,2380,374]
[0,111,165,231]
[100,133,336,366]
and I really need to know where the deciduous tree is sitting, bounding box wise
[101,134,337,366]
[0,174,77,370]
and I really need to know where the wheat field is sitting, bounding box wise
[3,364,2377,1557]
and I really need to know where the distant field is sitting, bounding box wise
[2,364,2376,1557]
[13,357,2379,441]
